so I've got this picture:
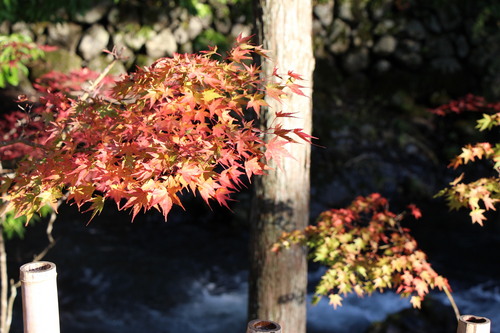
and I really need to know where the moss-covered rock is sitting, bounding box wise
[29,49,83,79]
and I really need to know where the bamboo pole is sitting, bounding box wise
[19,262,60,333]
[247,319,281,333]
[457,315,491,333]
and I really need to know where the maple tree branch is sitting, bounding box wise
[32,202,60,260]
[80,47,121,101]
[5,117,28,137]
[443,284,460,321]
[0,139,46,150]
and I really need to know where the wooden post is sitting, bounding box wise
[457,315,491,333]
[247,319,281,333]
[20,262,60,333]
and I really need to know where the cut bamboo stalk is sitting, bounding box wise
[247,319,281,333]
[457,315,491,333]
[20,262,60,333]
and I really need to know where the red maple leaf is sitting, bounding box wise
[287,70,304,80]
[407,204,422,219]
[264,137,294,164]
[286,83,306,96]
[229,46,252,63]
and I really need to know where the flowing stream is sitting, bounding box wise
[8,203,500,333]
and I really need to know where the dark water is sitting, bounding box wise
[7,198,500,333]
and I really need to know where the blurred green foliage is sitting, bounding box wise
[418,0,500,38]
[1,205,51,239]
[0,0,97,22]
[0,33,44,88]
[180,0,250,17]
[0,0,252,22]
[180,0,212,17]
[193,28,229,52]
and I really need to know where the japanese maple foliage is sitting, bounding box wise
[273,194,450,309]
[431,95,500,224]
[0,68,116,162]
[33,67,117,97]
[0,36,311,222]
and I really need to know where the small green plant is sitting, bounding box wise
[0,34,45,88]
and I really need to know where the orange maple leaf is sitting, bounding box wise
[265,84,286,101]
[246,95,268,116]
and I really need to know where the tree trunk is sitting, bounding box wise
[249,1,314,333]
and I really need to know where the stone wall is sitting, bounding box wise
[0,0,253,76]
[312,0,500,99]
[0,0,498,99]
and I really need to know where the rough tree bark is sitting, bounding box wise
[249,1,315,333]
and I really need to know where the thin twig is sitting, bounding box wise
[31,195,65,261]
[5,279,18,333]
[31,210,57,261]
[80,51,118,101]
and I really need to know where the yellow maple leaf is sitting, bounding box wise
[470,208,487,225]
[410,296,421,309]
[202,89,222,102]
[328,294,343,309]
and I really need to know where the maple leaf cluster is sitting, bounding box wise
[431,95,500,225]
[0,36,311,222]
[273,193,450,309]
[0,109,44,161]
[429,93,500,116]
[34,67,117,98]
[0,68,116,161]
